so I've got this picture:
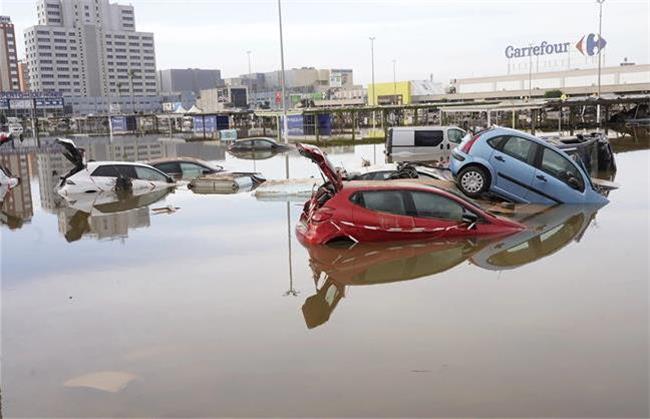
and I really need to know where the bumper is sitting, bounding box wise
[449,151,467,175]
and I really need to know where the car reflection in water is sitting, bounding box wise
[58,187,173,242]
[300,203,605,329]
[470,204,604,270]
[227,149,286,161]
[300,237,495,329]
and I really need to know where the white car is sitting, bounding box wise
[0,165,20,189]
[345,162,448,181]
[56,138,175,196]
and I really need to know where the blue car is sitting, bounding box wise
[449,127,608,204]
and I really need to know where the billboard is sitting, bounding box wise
[193,115,219,134]
[35,97,64,109]
[111,116,128,132]
[281,114,304,136]
[9,99,33,110]
[0,98,8,110]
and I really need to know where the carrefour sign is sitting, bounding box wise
[505,34,606,58]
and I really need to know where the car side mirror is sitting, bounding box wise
[566,173,581,190]
[462,212,478,229]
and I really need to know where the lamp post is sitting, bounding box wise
[392,59,397,99]
[596,0,605,127]
[246,50,253,108]
[528,42,533,100]
[277,0,288,144]
[128,69,138,114]
[369,36,376,132]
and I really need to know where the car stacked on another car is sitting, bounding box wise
[296,143,524,245]
[449,127,609,204]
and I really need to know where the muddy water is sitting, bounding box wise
[1,133,648,417]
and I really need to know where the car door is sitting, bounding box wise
[414,130,444,154]
[154,162,181,177]
[351,190,414,236]
[530,146,587,204]
[180,162,209,179]
[89,164,122,191]
[406,190,467,236]
[133,166,170,190]
[488,135,537,202]
[446,128,466,150]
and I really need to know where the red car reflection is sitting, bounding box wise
[296,143,525,245]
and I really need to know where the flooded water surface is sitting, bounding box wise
[1,133,648,417]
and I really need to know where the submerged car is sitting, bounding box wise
[450,127,609,204]
[227,137,290,152]
[296,143,524,245]
[56,138,175,196]
[147,157,224,180]
[345,162,447,181]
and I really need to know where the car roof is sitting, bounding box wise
[86,161,161,169]
[236,137,276,142]
[391,125,463,131]
[146,157,210,165]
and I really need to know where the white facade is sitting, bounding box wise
[24,0,157,98]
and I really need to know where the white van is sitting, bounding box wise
[386,126,467,157]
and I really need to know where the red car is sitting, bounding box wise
[296,143,525,245]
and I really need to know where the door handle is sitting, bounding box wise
[536,174,547,182]
[494,155,505,162]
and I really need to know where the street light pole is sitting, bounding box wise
[392,59,396,98]
[528,42,533,100]
[277,0,288,144]
[246,50,253,108]
[369,36,376,132]
[596,0,605,127]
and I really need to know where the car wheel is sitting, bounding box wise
[458,166,489,197]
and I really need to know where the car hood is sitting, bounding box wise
[56,138,84,170]
[296,143,342,191]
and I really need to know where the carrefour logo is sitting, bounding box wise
[505,34,607,58]
[575,33,607,56]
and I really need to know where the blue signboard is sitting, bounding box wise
[317,114,332,136]
[35,97,64,109]
[193,116,204,134]
[0,98,8,110]
[216,115,229,130]
[111,116,127,132]
[203,115,217,133]
[282,114,304,136]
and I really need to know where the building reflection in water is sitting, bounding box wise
[300,204,605,329]
[0,150,33,230]
[57,187,172,242]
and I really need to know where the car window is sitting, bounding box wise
[487,135,508,150]
[414,130,443,147]
[234,140,251,148]
[134,166,168,182]
[540,148,584,190]
[354,190,408,216]
[447,128,466,144]
[500,136,535,163]
[409,191,464,221]
[180,162,207,177]
[254,140,274,149]
[154,162,181,174]
[91,165,119,177]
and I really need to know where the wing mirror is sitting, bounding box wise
[566,172,581,190]
[462,211,479,229]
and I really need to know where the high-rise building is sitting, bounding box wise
[17,60,30,91]
[24,0,157,97]
[0,16,20,91]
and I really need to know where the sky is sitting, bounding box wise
[1,0,648,86]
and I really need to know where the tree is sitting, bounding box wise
[544,89,563,98]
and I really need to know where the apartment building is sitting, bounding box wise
[0,16,20,91]
[24,0,157,98]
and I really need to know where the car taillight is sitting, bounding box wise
[461,133,481,153]
[311,207,334,222]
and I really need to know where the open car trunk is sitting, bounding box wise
[296,143,343,191]
[56,138,85,186]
